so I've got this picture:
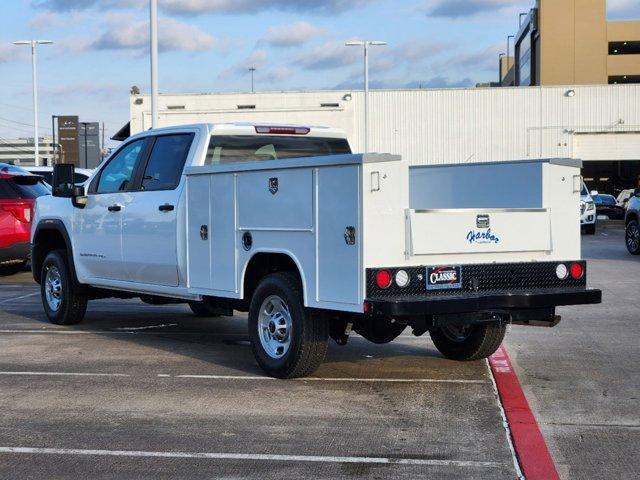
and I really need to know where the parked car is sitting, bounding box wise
[0,164,50,271]
[31,123,601,379]
[625,189,640,255]
[580,183,596,234]
[26,166,93,186]
[617,189,635,209]
[593,194,625,220]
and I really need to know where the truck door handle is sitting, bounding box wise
[159,204,175,212]
[107,205,122,212]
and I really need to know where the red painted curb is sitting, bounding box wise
[489,345,560,480]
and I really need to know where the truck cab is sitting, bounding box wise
[31,123,601,379]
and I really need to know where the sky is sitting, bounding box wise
[1,0,639,142]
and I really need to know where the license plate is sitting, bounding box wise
[426,266,462,290]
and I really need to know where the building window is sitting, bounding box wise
[608,75,640,84]
[517,32,533,86]
[609,41,640,55]
[237,105,256,110]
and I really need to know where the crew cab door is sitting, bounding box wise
[73,138,149,281]
[122,133,194,286]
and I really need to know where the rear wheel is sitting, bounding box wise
[41,250,87,325]
[248,272,328,378]
[626,220,640,255]
[430,323,506,361]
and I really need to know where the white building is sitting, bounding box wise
[0,137,55,167]
[129,84,640,192]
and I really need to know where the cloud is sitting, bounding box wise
[91,15,223,53]
[0,43,29,63]
[608,0,640,19]
[264,22,325,48]
[219,49,268,79]
[29,11,66,29]
[260,66,294,83]
[293,41,361,71]
[34,0,377,15]
[369,40,450,74]
[41,83,124,101]
[424,0,529,19]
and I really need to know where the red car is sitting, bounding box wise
[0,164,50,269]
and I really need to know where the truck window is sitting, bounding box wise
[96,139,146,194]
[142,134,194,191]
[205,135,351,165]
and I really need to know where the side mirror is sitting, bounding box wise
[52,163,75,198]
[590,190,599,196]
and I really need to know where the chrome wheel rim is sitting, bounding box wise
[258,295,292,359]
[44,266,63,312]
[440,324,472,342]
[627,224,640,252]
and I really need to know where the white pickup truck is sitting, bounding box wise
[32,123,601,378]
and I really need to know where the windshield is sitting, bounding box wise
[581,184,589,196]
[205,135,351,165]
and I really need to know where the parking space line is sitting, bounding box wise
[0,370,487,384]
[489,346,560,480]
[0,372,129,378]
[0,446,506,468]
[0,292,40,305]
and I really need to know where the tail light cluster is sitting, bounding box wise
[0,201,33,224]
[556,262,584,280]
[375,269,411,289]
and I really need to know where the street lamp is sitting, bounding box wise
[498,53,506,84]
[345,40,387,153]
[150,0,159,129]
[12,39,53,167]
[249,67,256,93]
[507,35,515,85]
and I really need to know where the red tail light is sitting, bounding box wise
[569,263,584,280]
[0,200,33,223]
[376,270,393,289]
[255,126,310,135]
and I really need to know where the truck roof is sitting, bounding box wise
[131,123,348,141]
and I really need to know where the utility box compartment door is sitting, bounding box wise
[317,165,361,305]
[238,169,313,230]
[187,176,212,289]
[407,209,551,255]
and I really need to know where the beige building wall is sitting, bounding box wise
[538,0,608,85]
[607,21,640,78]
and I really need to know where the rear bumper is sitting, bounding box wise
[0,241,30,264]
[366,288,602,317]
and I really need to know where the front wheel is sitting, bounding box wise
[41,250,87,325]
[430,323,506,361]
[584,223,596,235]
[626,220,640,255]
[248,273,328,378]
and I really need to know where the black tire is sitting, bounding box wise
[0,261,27,277]
[248,272,328,379]
[626,220,640,255]
[188,299,221,317]
[585,223,596,235]
[430,323,506,361]
[40,250,87,325]
[356,319,406,344]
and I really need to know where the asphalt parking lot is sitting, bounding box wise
[0,227,637,479]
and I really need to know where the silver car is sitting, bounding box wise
[625,189,640,254]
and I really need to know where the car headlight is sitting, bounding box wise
[587,201,595,211]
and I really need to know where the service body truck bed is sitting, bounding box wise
[32,123,601,378]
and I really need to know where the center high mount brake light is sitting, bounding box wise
[255,126,311,135]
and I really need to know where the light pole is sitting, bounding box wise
[12,39,52,166]
[498,53,506,84]
[507,35,515,83]
[345,40,387,153]
[150,0,159,129]
[249,67,256,93]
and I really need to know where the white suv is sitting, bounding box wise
[581,183,596,235]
